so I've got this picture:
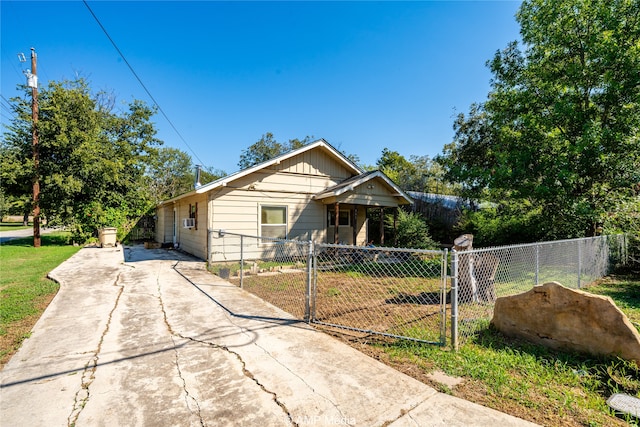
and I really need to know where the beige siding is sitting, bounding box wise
[356,208,368,245]
[155,205,174,244]
[209,179,328,262]
[155,206,165,243]
[338,193,400,207]
[269,147,352,179]
[171,193,209,260]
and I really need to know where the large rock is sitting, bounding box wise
[491,282,640,363]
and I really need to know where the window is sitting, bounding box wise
[260,205,287,239]
[328,210,351,227]
[189,203,197,229]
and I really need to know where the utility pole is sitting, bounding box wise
[26,48,41,247]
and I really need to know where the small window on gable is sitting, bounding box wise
[260,205,287,239]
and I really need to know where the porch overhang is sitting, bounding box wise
[313,170,413,207]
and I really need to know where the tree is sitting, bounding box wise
[1,78,162,242]
[237,133,313,169]
[143,147,226,204]
[376,148,416,188]
[440,0,640,240]
[375,148,458,194]
[143,147,194,204]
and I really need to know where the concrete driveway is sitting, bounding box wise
[0,245,538,426]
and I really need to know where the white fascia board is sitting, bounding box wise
[161,139,363,203]
[194,139,362,195]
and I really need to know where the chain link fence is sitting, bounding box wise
[208,231,626,349]
[451,235,626,347]
[313,244,448,344]
[208,231,311,320]
[208,231,448,344]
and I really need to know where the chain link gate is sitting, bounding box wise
[209,231,449,346]
[311,244,448,345]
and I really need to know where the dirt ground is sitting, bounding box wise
[232,269,446,343]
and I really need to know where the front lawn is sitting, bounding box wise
[0,233,81,367]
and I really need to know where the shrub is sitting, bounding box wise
[386,209,438,250]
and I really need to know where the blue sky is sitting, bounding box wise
[1,1,522,174]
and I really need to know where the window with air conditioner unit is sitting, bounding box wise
[182,203,197,229]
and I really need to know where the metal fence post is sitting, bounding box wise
[312,242,318,322]
[535,244,540,286]
[451,249,459,351]
[577,238,582,289]
[305,240,313,322]
[240,235,244,289]
[440,248,448,346]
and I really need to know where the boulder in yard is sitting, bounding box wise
[491,281,640,364]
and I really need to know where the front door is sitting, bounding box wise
[173,208,177,244]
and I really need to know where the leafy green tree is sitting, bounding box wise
[143,147,226,204]
[1,79,162,242]
[376,148,416,188]
[238,133,313,169]
[440,0,640,240]
[199,166,226,186]
[376,148,458,193]
[0,94,34,224]
[144,147,193,204]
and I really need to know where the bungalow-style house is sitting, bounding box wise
[154,139,412,262]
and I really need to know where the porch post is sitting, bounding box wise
[352,206,358,245]
[334,203,340,244]
[379,207,384,246]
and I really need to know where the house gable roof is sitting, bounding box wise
[159,139,362,205]
[313,170,413,205]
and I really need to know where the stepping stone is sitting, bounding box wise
[607,393,640,418]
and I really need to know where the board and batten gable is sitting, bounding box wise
[268,145,353,179]
[208,146,357,261]
[318,176,405,207]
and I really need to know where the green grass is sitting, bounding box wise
[0,232,81,365]
[365,274,640,426]
[319,257,443,279]
[0,222,31,231]
[584,275,640,327]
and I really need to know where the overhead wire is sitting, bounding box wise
[81,0,207,168]
[1,112,15,123]
[0,95,18,120]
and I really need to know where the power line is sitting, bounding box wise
[82,0,207,167]
[1,112,15,122]
[0,95,18,120]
